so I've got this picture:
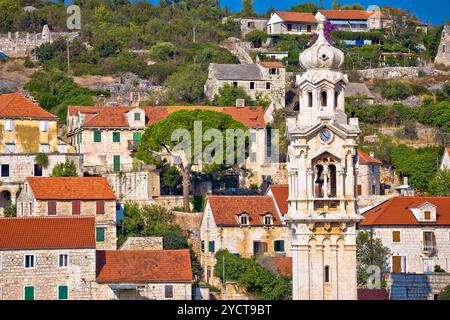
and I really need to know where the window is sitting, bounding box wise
[47,201,57,215]
[58,285,68,300]
[29,202,32,216]
[307,92,313,108]
[20,203,23,215]
[249,82,255,90]
[392,231,401,243]
[34,164,43,177]
[324,266,331,283]
[24,255,35,269]
[424,211,431,220]
[208,241,215,253]
[266,82,271,90]
[201,240,205,253]
[24,286,35,300]
[264,215,273,225]
[58,254,69,268]
[5,144,15,153]
[164,285,174,299]
[287,23,292,31]
[240,214,249,225]
[274,240,285,252]
[269,68,278,75]
[96,200,105,215]
[112,132,121,143]
[94,131,102,143]
[5,120,14,131]
[321,91,328,107]
[40,121,48,132]
[371,185,377,195]
[371,165,377,174]
[233,81,238,87]
[72,201,81,215]
[1,164,9,177]
[134,113,141,121]
[40,144,50,153]
[96,227,105,242]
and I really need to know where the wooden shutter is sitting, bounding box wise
[392,256,402,273]
[357,185,362,196]
[96,200,105,215]
[72,201,81,215]
[47,201,56,215]
[392,231,401,242]
[261,242,268,254]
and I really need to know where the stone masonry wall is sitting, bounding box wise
[357,66,434,80]
[120,237,163,250]
[105,170,160,202]
[388,273,450,300]
[0,249,96,300]
[435,26,450,67]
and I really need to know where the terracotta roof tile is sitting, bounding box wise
[0,92,57,119]
[258,61,284,68]
[357,289,389,300]
[96,249,192,283]
[207,196,281,226]
[268,184,289,216]
[27,177,116,200]
[259,256,292,277]
[275,11,317,23]
[69,105,265,129]
[358,150,382,165]
[360,196,450,226]
[0,216,95,250]
[319,9,386,20]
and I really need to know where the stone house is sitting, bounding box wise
[200,196,291,286]
[359,196,450,274]
[435,26,450,67]
[317,10,390,31]
[0,216,97,300]
[0,93,82,215]
[357,150,382,196]
[16,177,117,250]
[223,17,268,37]
[266,11,317,35]
[440,148,450,170]
[345,83,375,104]
[95,249,192,300]
[204,62,286,113]
[67,105,270,186]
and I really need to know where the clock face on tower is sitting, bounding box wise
[319,129,332,143]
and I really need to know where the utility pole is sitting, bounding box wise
[66,37,70,74]
[222,255,226,300]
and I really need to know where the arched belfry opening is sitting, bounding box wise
[308,92,313,108]
[313,154,339,201]
[320,91,327,107]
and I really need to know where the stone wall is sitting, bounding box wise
[105,170,160,202]
[388,273,450,300]
[357,163,381,196]
[174,211,203,256]
[435,26,450,67]
[101,283,192,300]
[357,65,434,80]
[154,195,189,210]
[0,248,96,300]
[120,237,163,250]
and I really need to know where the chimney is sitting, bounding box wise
[403,176,409,186]
[130,92,141,107]
[236,99,245,108]
[370,152,375,158]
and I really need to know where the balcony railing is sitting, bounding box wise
[421,241,437,256]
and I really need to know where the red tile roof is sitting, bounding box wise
[411,20,428,27]
[275,11,317,23]
[0,216,95,250]
[259,256,292,277]
[0,92,57,119]
[358,150,382,165]
[357,288,389,300]
[319,9,386,20]
[27,177,116,200]
[96,249,192,283]
[69,106,265,129]
[360,196,450,226]
[268,184,289,216]
[207,196,281,226]
[258,61,284,69]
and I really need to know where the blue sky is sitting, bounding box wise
[218,0,449,25]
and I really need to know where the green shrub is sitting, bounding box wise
[438,285,450,300]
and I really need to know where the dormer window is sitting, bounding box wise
[240,213,249,225]
[264,213,273,225]
[423,211,431,220]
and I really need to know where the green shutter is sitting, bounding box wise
[96,227,105,242]
[113,132,121,143]
[94,131,102,142]
[201,240,205,253]
[113,155,121,172]
[133,132,142,141]
[274,240,285,252]
[280,240,285,252]
[208,241,215,253]
[24,286,34,300]
[58,285,68,300]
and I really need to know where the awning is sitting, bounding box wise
[108,284,138,290]
[331,21,350,25]
[348,20,368,24]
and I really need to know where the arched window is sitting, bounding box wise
[315,165,324,198]
[307,92,313,108]
[321,91,327,107]
[335,91,339,108]
[329,165,337,198]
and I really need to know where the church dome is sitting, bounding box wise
[300,15,344,70]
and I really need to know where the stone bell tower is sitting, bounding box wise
[285,14,361,300]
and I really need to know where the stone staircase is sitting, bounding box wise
[222,37,254,64]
